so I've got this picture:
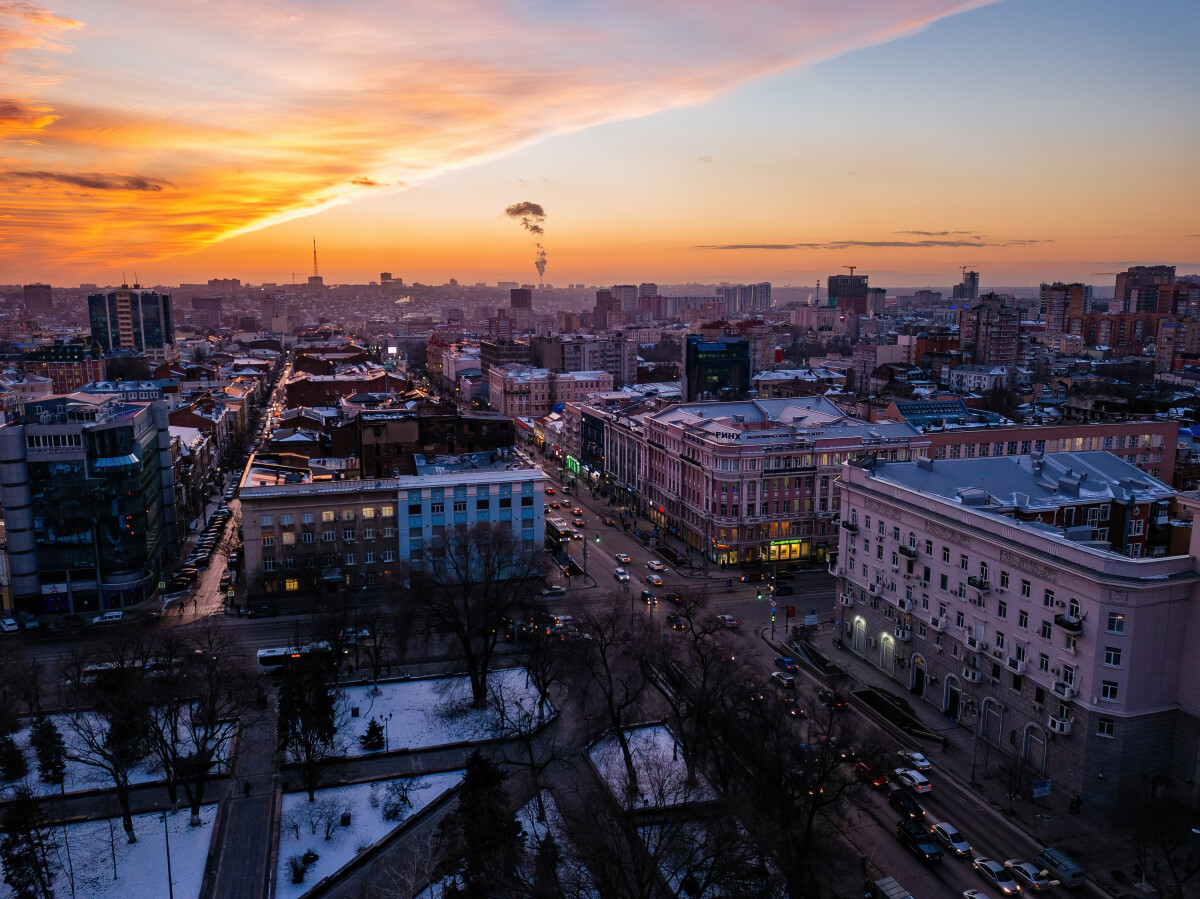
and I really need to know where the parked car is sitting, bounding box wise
[855,761,888,788]
[542,585,567,596]
[20,612,38,630]
[973,858,1021,895]
[716,614,738,628]
[1004,860,1052,891]
[614,552,631,564]
[646,573,663,586]
[887,785,925,820]
[91,610,124,626]
[898,749,933,771]
[929,821,972,857]
[614,567,630,583]
[770,671,796,689]
[773,656,799,671]
[0,617,18,633]
[893,768,932,793]
[896,818,943,862]
[646,560,665,571]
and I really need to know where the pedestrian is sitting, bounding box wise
[243,780,251,798]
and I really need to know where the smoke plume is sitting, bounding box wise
[505,201,548,283]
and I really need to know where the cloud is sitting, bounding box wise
[895,230,980,237]
[0,0,1000,271]
[697,155,714,163]
[698,237,1050,250]
[1,170,171,190]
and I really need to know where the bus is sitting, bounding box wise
[545,517,573,549]
[256,641,335,676]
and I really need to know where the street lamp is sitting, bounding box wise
[383,712,393,752]
[154,804,174,899]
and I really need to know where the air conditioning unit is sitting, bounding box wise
[898,598,913,613]
[991,648,1005,660]
[1053,681,1078,699]
[1047,716,1072,736]
[840,593,855,607]
[962,668,982,683]
[1007,657,1028,675]
[966,635,989,652]
[930,616,946,631]
[869,583,881,595]
[894,626,912,642]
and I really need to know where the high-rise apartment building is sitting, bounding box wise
[510,288,533,310]
[87,285,177,362]
[1115,265,1175,313]
[682,335,750,402]
[191,294,224,331]
[953,271,980,302]
[22,283,51,311]
[593,290,615,329]
[1040,282,1093,336]
[717,282,773,314]
[827,275,870,313]
[958,295,1019,367]
[612,284,639,313]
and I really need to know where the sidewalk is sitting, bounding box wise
[803,624,1131,896]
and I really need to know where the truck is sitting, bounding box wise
[867,875,914,899]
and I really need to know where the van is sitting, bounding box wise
[91,610,124,626]
[1035,846,1085,888]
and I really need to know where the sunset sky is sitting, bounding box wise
[2,0,1197,289]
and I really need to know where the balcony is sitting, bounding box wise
[839,592,855,607]
[1054,613,1083,635]
[898,545,917,559]
[1047,715,1072,736]
[1053,681,1078,699]
[967,576,990,593]
[898,597,913,613]
[929,615,946,631]
[840,520,858,533]
[1006,656,1028,675]
[893,625,912,642]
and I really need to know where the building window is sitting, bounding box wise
[997,600,1007,620]
[323,510,336,522]
[924,540,933,555]
[1107,612,1125,634]
[365,551,376,563]
[260,515,273,527]
[262,535,275,547]
[408,504,421,516]
[1039,653,1049,672]
[1040,620,1052,639]
[383,550,396,562]
[939,573,948,591]
[302,531,314,544]
[1101,681,1119,701]
[342,529,355,541]
[381,505,395,517]
[264,558,275,571]
[1097,718,1115,738]
[285,578,299,592]
[344,552,355,565]
[1021,580,1031,598]
[1128,519,1143,536]
[362,507,375,519]
[942,547,950,563]
[1104,646,1122,667]
[1018,609,1028,629]
[999,570,1010,589]
[301,512,314,525]
[342,509,355,521]
[995,631,1005,650]
[1043,589,1054,608]
[1061,664,1075,686]
[959,554,968,570]
[280,514,293,526]
[282,532,295,546]
[453,501,466,513]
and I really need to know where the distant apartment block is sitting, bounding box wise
[88,285,177,363]
[22,344,106,394]
[487,365,613,418]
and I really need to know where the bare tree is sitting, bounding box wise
[277,655,343,801]
[419,521,546,706]
[1125,797,1200,899]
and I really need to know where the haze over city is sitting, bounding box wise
[2,0,1197,288]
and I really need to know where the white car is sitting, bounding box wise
[614,567,630,583]
[646,573,663,586]
[898,749,932,771]
[770,671,795,689]
[973,858,1021,896]
[930,821,972,857]
[893,768,932,793]
[0,617,17,634]
[1004,860,1053,891]
[646,560,665,571]
[614,552,631,564]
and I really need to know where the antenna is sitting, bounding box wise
[312,238,319,278]
[842,265,857,278]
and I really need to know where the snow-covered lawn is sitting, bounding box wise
[0,712,229,797]
[639,820,784,898]
[276,772,462,899]
[0,804,217,899]
[588,724,714,808]
[338,669,547,757]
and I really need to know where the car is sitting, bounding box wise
[770,671,796,689]
[661,592,681,604]
[544,486,555,495]
[818,688,848,711]
[646,560,665,571]
[822,738,857,762]
[773,656,799,672]
[641,590,657,604]
[855,761,889,788]
[887,785,925,820]
[542,585,566,596]
[716,614,738,628]
[646,573,663,586]
[20,612,39,630]
[898,749,933,771]
[973,858,1021,895]
[1004,860,1052,891]
[544,505,551,513]
[893,768,932,793]
[614,567,630,582]
[780,696,804,718]
[614,552,631,564]
[602,517,616,526]
[551,501,561,509]
[571,507,583,516]
[91,610,124,626]
[573,517,585,526]
[929,821,972,857]
[896,818,943,863]
[570,529,583,540]
[0,617,18,633]
[666,614,685,630]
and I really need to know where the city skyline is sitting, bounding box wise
[2,0,1198,288]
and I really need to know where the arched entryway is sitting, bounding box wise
[1022,723,1049,775]
[852,617,866,654]
[944,674,962,720]
[910,653,928,698]
[879,633,896,676]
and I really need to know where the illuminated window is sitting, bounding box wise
[285,578,299,592]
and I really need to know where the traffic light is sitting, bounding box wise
[595,535,601,543]
[756,589,762,600]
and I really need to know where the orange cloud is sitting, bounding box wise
[0,1,997,278]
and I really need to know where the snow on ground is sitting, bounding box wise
[588,724,714,808]
[0,712,229,798]
[275,772,462,899]
[515,790,599,898]
[0,803,217,899]
[337,668,546,757]
[638,819,784,898]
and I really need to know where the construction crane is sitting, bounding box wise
[960,265,978,280]
[842,265,857,278]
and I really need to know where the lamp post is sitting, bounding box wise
[154,804,174,899]
[383,711,393,752]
